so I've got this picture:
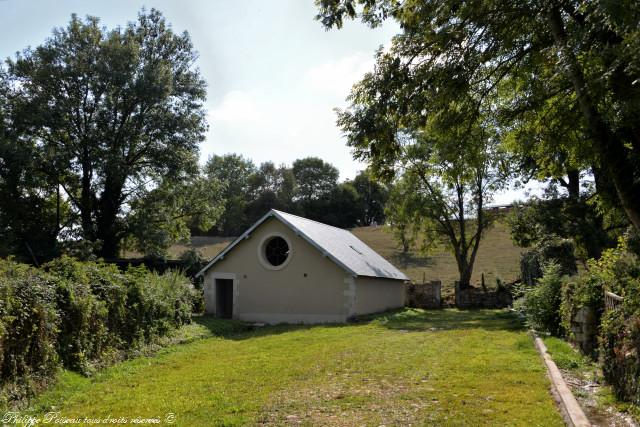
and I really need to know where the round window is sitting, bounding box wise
[264,236,290,267]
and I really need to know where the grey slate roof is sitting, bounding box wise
[196,209,409,281]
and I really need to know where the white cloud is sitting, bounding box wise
[303,52,374,98]
[201,87,367,179]
[202,53,378,180]
[208,90,265,124]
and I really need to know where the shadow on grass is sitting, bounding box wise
[368,308,524,332]
[390,252,435,270]
[192,315,345,341]
[193,308,523,341]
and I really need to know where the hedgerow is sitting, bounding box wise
[0,256,197,405]
[594,240,640,404]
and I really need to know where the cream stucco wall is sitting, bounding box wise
[204,218,351,324]
[353,276,406,316]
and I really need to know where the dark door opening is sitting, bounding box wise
[215,279,233,319]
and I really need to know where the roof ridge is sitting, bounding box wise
[197,209,408,281]
[271,209,351,233]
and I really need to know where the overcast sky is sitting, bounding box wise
[1,0,540,203]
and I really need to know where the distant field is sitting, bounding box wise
[352,222,523,291]
[164,221,523,295]
[167,235,233,259]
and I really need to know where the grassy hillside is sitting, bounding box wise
[351,222,523,289]
[163,221,523,293]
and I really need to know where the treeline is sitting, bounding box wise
[202,154,388,236]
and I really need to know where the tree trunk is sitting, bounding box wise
[80,150,95,240]
[455,249,473,289]
[566,168,580,200]
[96,173,125,259]
[459,265,473,289]
[548,8,640,231]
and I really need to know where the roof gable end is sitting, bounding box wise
[196,209,408,281]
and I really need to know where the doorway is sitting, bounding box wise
[215,278,233,319]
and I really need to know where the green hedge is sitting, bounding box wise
[596,241,640,404]
[0,256,197,404]
[514,262,564,335]
[558,238,640,404]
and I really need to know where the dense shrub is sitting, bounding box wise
[0,256,196,404]
[43,258,112,373]
[123,267,196,345]
[520,236,577,286]
[559,274,603,354]
[0,262,59,402]
[514,262,564,335]
[179,249,206,312]
[559,241,636,355]
[600,310,640,404]
[594,240,640,404]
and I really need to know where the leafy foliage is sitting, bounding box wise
[594,241,640,403]
[292,157,339,202]
[204,154,256,236]
[509,196,621,260]
[352,170,388,225]
[315,0,640,233]
[0,79,62,263]
[520,237,577,287]
[514,262,564,336]
[0,257,196,404]
[202,156,388,235]
[0,261,59,404]
[126,176,224,259]
[2,9,213,259]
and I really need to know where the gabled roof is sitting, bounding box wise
[196,209,409,281]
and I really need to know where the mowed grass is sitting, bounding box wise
[29,309,563,426]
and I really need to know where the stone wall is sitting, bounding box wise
[454,282,513,308]
[406,281,441,309]
[569,306,598,355]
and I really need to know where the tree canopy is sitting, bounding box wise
[199,155,387,236]
[315,0,640,232]
[2,9,218,259]
[292,157,339,201]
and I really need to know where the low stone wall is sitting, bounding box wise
[454,282,513,308]
[569,306,598,355]
[406,281,441,309]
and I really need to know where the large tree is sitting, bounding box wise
[292,157,339,201]
[383,118,506,288]
[204,154,256,236]
[245,162,296,223]
[315,0,640,232]
[0,76,61,262]
[4,9,211,258]
[351,170,388,226]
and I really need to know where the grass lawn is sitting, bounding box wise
[28,309,563,426]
